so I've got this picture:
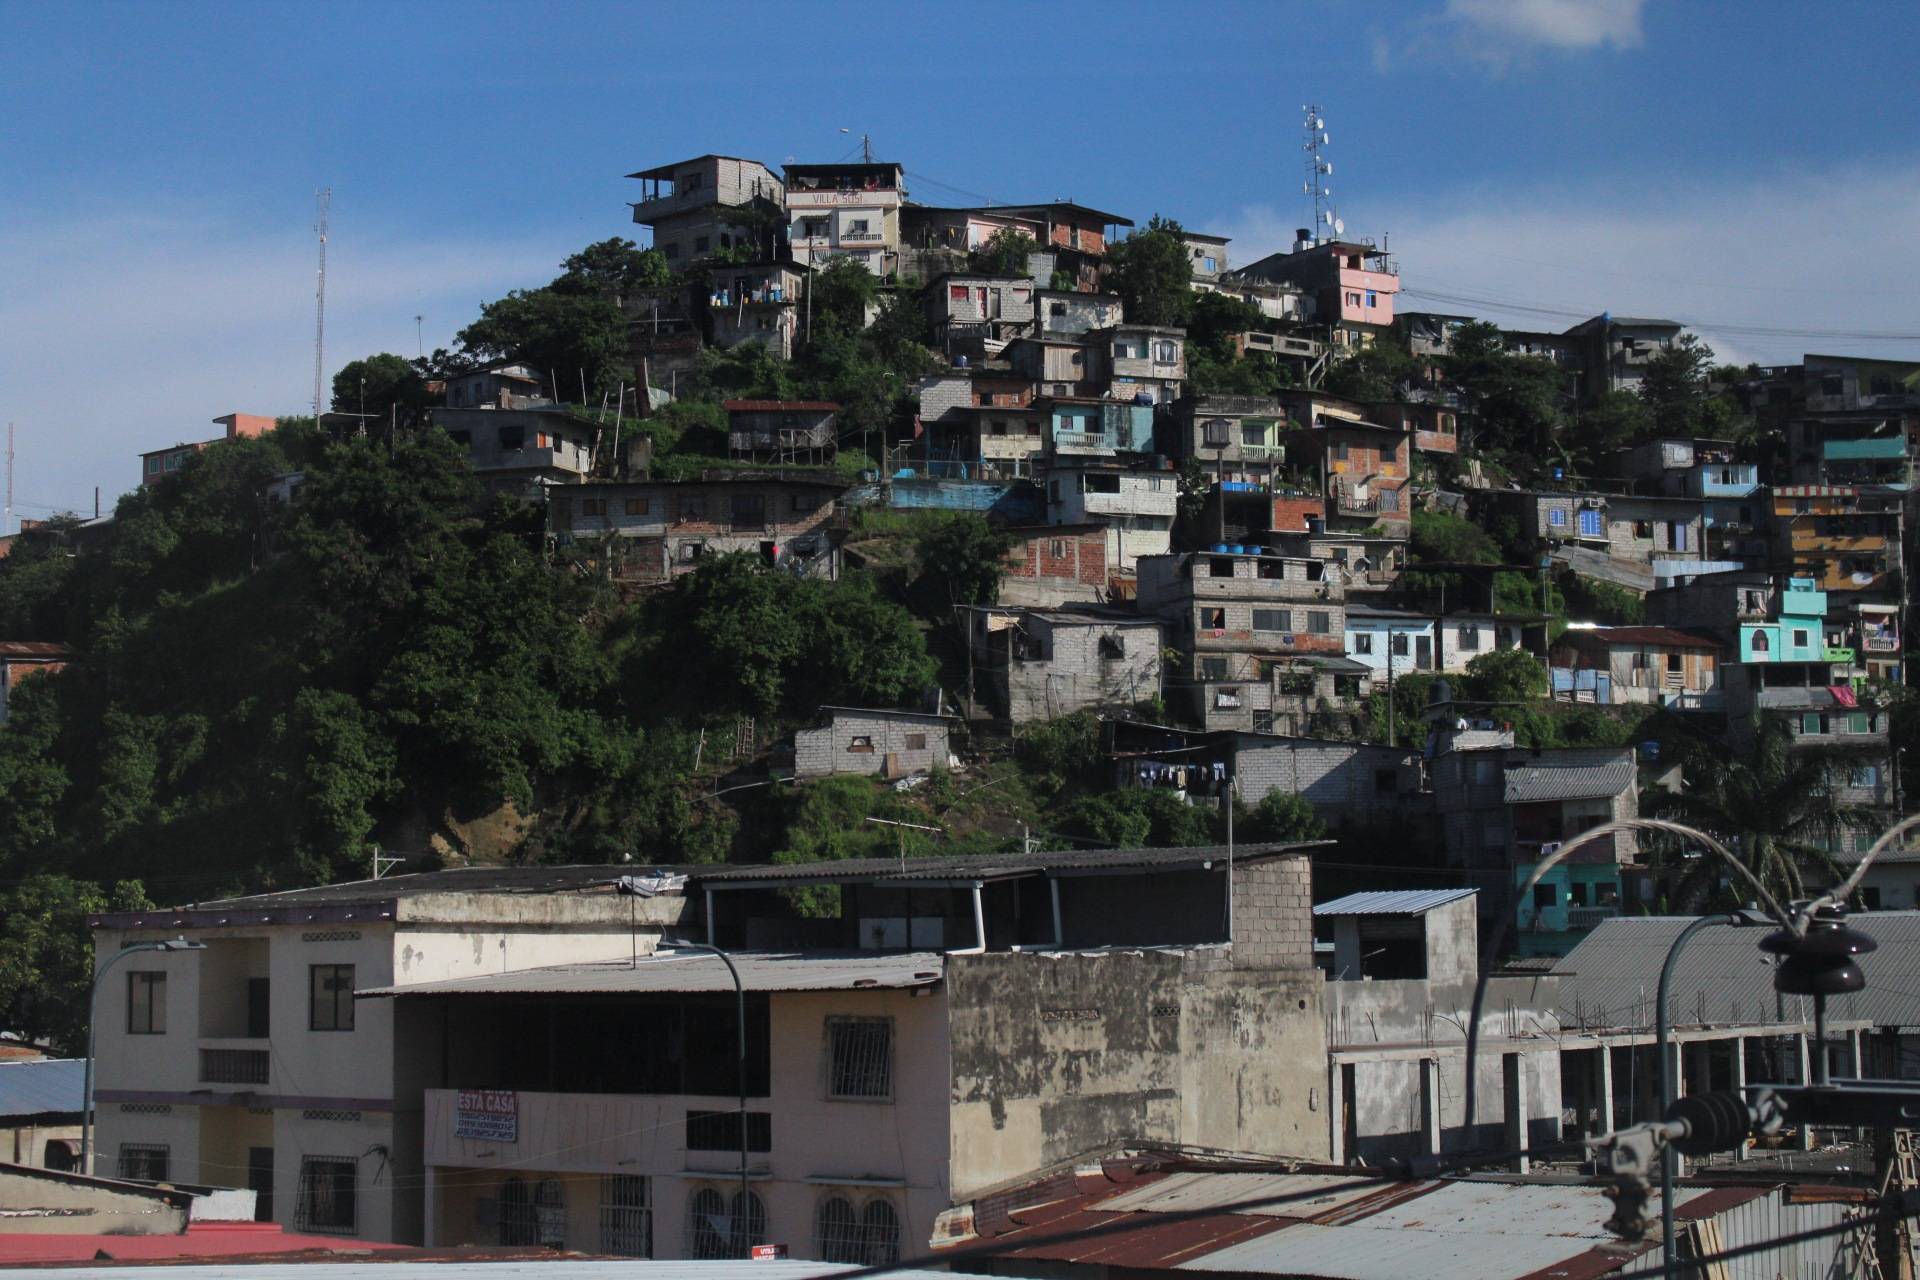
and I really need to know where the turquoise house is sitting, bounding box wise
[1738,577,1826,662]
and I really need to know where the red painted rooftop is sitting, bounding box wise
[0,1219,409,1264]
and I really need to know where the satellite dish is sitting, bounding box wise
[1323,162,1334,174]
[1321,131,1330,144]
[1333,219,1345,235]
[1322,212,1334,225]
[1303,181,1312,194]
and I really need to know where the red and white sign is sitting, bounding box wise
[751,1244,789,1261]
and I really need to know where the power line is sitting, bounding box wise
[1401,283,1920,344]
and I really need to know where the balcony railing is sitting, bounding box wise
[1824,645,1857,663]
[1863,633,1901,653]
[200,1047,269,1085]
[1567,906,1620,931]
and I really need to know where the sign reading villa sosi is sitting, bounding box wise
[455,1089,518,1142]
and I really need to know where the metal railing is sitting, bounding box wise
[200,1048,269,1085]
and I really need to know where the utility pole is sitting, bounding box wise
[4,422,12,537]
[414,314,424,359]
[312,188,331,417]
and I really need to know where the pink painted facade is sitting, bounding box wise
[1330,266,1398,326]
[141,412,275,485]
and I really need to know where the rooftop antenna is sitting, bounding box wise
[414,314,424,359]
[312,187,331,416]
[368,843,404,879]
[4,422,12,537]
[1301,105,1342,245]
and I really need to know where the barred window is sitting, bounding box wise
[599,1175,651,1257]
[500,1176,537,1246]
[862,1200,901,1265]
[534,1178,566,1248]
[689,1187,765,1259]
[294,1156,357,1235]
[827,1017,893,1099]
[118,1143,169,1181]
[816,1196,862,1262]
[816,1196,901,1265]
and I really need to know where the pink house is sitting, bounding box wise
[139,412,275,485]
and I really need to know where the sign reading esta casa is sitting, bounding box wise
[455,1089,518,1142]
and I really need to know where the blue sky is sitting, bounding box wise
[3,0,1918,520]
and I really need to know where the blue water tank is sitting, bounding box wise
[955,355,970,368]
[1231,544,1246,554]
[1212,543,1230,554]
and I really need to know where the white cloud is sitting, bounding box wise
[1447,0,1644,52]
[0,208,571,522]
[1214,162,1920,370]
[1376,0,1644,73]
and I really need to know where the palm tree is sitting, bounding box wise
[1646,720,1879,910]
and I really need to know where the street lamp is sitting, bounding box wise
[83,937,206,1175]
[1654,909,1767,1277]
[614,878,753,1257]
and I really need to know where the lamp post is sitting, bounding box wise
[83,938,205,1175]
[615,878,751,1258]
[666,941,751,1256]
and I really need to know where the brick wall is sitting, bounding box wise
[1229,855,1315,970]
[1270,495,1323,534]
[1001,530,1107,606]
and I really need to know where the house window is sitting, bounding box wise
[1569,882,1589,907]
[128,971,166,1035]
[1374,769,1397,794]
[1203,256,1217,272]
[1200,657,1229,680]
[1025,421,1041,437]
[496,426,525,451]
[600,1176,652,1257]
[818,1197,865,1263]
[847,736,874,754]
[1848,712,1871,734]
[581,498,606,516]
[1365,290,1378,307]
[1533,883,1557,909]
[1353,633,1374,655]
[1154,340,1178,362]
[1851,764,1881,789]
[1253,608,1291,632]
[1307,611,1331,634]
[1548,508,1567,528]
[145,457,160,475]
[1793,629,1811,649]
[624,498,650,516]
[662,243,680,259]
[166,452,185,471]
[1801,713,1824,736]
[1578,509,1604,537]
[679,542,706,563]
[1241,424,1265,447]
[950,285,969,302]
[1390,633,1410,656]
[903,733,928,750]
[694,236,710,253]
[309,964,355,1032]
[828,1017,894,1099]
[679,496,707,519]
[1752,631,1770,654]
[1457,625,1481,650]
[294,1157,357,1235]
[118,1143,170,1181]
[1201,607,1226,628]
[689,1189,766,1259]
[847,218,870,234]
[1203,421,1230,447]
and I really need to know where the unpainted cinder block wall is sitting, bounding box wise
[1228,855,1315,970]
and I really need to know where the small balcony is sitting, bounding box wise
[200,1043,270,1086]
[1567,906,1620,931]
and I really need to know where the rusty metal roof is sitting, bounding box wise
[358,949,944,999]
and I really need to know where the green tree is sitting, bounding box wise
[1322,342,1414,403]
[1060,789,1220,848]
[916,514,1015,607]
[1647,723,1876,907]
[1461,648,1547,704]
[459,238,667,401]
[331,353,427,427]
[1411,509,1501,565]
[1105,215,1194,327]
[1239,790,1327,843]
[1442,321,1567,459]
[970,228,1037,278]
[0,875,151,1053]
[807,256,880,339]
[1639,333,1716,436]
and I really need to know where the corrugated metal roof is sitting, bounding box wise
[1181,1220,1631,1280]
[1755,687,1844,709]
[689,843,1317,885]
[360,949,944,999]
[36,1264,959,1280]
[1097,1170,1392,1217]
[1314,888,1477,917]
[1503,752,1635,804]
[0,1056,83,1118]
[1553,913,1920,1031]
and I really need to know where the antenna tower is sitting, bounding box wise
[4,423,12,537]
[312,187,331,417]
[1301,105,1342,244]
